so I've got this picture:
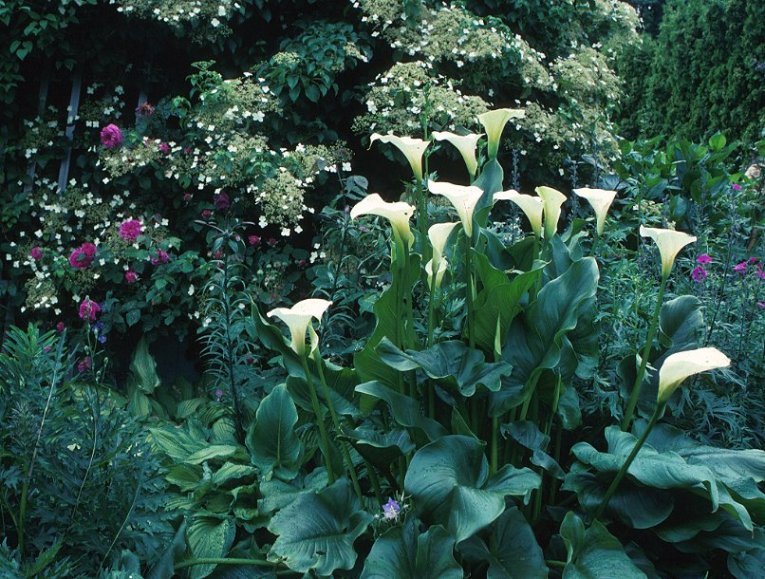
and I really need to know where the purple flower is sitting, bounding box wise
[119,219,143,242]
[248,234,261,246]
[56,321,65,333]
[758,301,765,310]
[382,498,401,521]
[696,254,712,265]
[77,356,93,373]
[214,388,224,402]
[214,192,230,210]
[150,249,170,265]
[692,266,707,283]
[125,270,138,284]
[183,192,193,202]
[69,242,97,269]
[733,260,748,274]
[158,142,170,154]
[79,297,101,321]
[100,124,124,149]
[30,246,43,261]
[732,183,742,191]
[201,209,213,220]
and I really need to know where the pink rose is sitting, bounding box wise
[201,209,213,220]
[56,321,65,333]
[158,142,170,154]
[150,249,170,265]
[119,219,143,242]
[100,124,124,149]
[214,192,230,210]
[79,297,101,322]
[248,235,261,246]
[125,270,138,284]
[30,246,43,261]
[69,243,96,269]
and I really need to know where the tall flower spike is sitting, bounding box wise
[350,193,416,246]
[658,347,730,403]
[427,180,483,238]
[494,190,543,237]
[428,222,459,268]
[267,299,333,356]
[477,108,525,159]
[370,133,430,182]
[432,131,482,179]
[536,186,567,239]
[640,226,697,279]
[426,258,448,290]
[573,187,617,236]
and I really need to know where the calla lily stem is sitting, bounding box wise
[300,356,336,484]
[621,275,668,431]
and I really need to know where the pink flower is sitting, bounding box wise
[733,260,748,274]
[732,183,742,191]
[30,246,43,261]
[691,266,707,283]
[77,356,93,373]
[748,257,759,265]
[214,192,230,210]
[183,192,193,202]
[248,234,261,246]
[79,297,101,322]
[696,254,712,264]
[124,270,138,283]
[267,237,278,247]
[69,243,97,269]
[201,209,213,220]
[56,321,65,333]
[150,249,170,265]
[158,142,170,154]
[119,219,143,242]
[100,124,123,149]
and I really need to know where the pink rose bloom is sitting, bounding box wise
[201,209,213,220]
[56,321,65,333]
[158,142,170,154]
[183,192,193,202]
[119,219,143,242]
[732,183,742,191]
[77,356,93,373]
[248,234,261,246]
[150,249,170,265]
[733,260,748,274]
[79,297,101,321]
[100,124,123,149]
[125,270,138,283]
[691,266,707,283]
[69,243,96,269]
[696,254,712,264]
[30,246,43,261]
[214,192,230,210]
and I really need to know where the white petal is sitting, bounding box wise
[658,347,730,403]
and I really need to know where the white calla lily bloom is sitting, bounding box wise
[425,258,448,289]
[658,347,730,403]
[428,222,459,268]
[573,187,617,235]
[536,186,567,239]
[640,226,697,278]
[267,299,333,355]
[370,133,430,181]
[428,180,483,238]
[432,131,482,178]
[494,190,543,237]
[477,108,525,159]
[351,193,416,246]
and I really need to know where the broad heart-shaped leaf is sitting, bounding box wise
[471,250,541,353]
[354,253,421,405]
[491,257,599,416]
[361,520,462,579]
[376,338,512,397]
[246,383,302,481]
[186,515,236,579]
[473,157,505,226]
[459,507,548,579]
[404,435,540,543]
[267,478,373,576]
[355,381,446,443]
[560,511,647,579]
[728,547,765,579]
[127,337,161,394]
[344,427,415,469]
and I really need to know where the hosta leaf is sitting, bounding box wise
[361,521,462,579]
[246,383,302,481]
[186,516,236,579]
[560,512,646,578]
[459,507,547,579]
[404,435,540,542]
[267,478,372,576]
[185,445,244,465]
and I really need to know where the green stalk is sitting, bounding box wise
[312,349,363,502]
[594,404,664,522]
[465,238,476,349]
[175,558,281,571]
[300,356,336,484]
[621,275,668,431]
[490,416,499,474]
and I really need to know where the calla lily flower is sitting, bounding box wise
[640,226,697,278]
[477,108,525,159]
[428,180,484,238]
[428,222,459,268]
[432,131,482,179]
[573,187,617,235]
[425,258,448,290]
[494,190,543,237]
[536,186,567,239]
[267,298,333,355]
[658,347,730,403]
[370,133,430,181]
[351,193,416,246]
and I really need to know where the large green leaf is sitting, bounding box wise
[560,512,646,578]
[258,469,329,515]
[186,516,236,579]
[377,338,512,397]
[344,427,415,469]
[127,337,161,394]
[246,383,302,481]
[404,435,540,542]
[267,478,372,576]
[361,521,462,579]
[459,507,548,578]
